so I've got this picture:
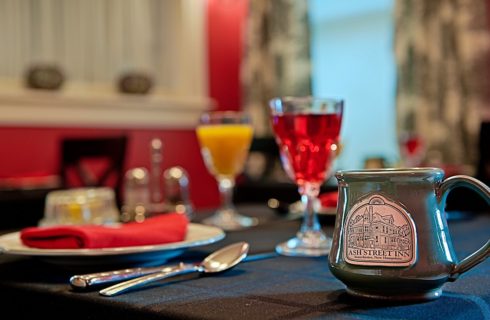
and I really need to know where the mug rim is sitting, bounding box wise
[336,167,444,177]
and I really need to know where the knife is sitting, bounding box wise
[70,251,277,289]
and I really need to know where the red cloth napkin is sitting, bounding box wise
[20,213,188,249]
[319,191,338,208]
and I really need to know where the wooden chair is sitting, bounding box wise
[59,136,128,207]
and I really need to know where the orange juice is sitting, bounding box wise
[196,124,253,178]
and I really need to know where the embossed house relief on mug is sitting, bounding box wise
[343,194,417,267]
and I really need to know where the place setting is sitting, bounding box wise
[0,99,488,320]
[0,185,223,269]
[0,213,225,268]
[2,2,490,317]
[0,95,346,294]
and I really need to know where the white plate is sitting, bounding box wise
[0,223,225,268]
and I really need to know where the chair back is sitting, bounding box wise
[60,136,128,206]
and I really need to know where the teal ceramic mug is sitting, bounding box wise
[329,168,489,301]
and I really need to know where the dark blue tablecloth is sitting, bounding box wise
[0,207,488,320]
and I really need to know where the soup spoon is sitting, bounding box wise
[99,242,249,297]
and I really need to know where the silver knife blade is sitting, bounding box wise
[70,263,186,289]
[70,251,277,289]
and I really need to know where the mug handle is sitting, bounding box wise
[437,175,490,281]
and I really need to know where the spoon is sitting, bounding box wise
[99,242,249,297]
[71,251,276,290]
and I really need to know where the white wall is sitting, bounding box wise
[0,0,209,128]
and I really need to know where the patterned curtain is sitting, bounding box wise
[241,0,311,136]
[395,0,490,171]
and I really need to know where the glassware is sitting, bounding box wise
[149,138,166,214]
[164,166,194,220]
[196,111,258,230]
[269,96,344,256]
[121,167,150,223]
[41,187,120,226]
[399,132,425,167]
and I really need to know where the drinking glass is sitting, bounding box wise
[399,132,425,167]
[269,96,344,256]
[196,111,258,230]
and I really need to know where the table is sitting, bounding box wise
[0,206,488,319]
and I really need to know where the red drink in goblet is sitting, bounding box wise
[270,97,343,256]
[272,113,342,186]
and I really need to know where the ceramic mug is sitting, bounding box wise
[329,168,489,301]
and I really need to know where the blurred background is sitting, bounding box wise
[0,0,488,223]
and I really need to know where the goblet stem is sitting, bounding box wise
[202,176,258,231]
[299,183,322,234]
[218,177,235,213]
[275,181,331,256]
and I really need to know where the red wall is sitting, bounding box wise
[207,0,248,111]
[0,0,249,210]
[0,127,218,209]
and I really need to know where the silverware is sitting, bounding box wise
[99,242,250,297]
[70,264,182,289]
[71,249,277,290]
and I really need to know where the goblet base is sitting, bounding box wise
[275,230,332,257]
[202,208,258,231]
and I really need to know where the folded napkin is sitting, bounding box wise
[20,213,188,249]
[319,191,338,208]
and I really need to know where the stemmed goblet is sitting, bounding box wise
[269,96,344,256]
[399,132,425,167]
[196,111,258,231]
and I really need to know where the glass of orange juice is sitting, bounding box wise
[196,111,258,230]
